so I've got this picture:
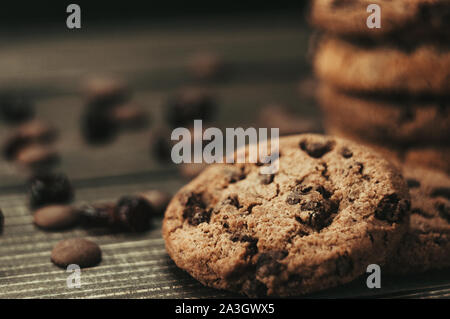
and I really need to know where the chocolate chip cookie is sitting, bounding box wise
[310,0,450,39]
[163,134,410,296]
[386,166,450,274]
[313,36,450,95]
[318,84,450,145]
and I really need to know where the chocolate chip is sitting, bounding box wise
[29,173,74,209]
[436,202,450,222]
[0,92,35,124]
[139,190,172,216]
[182,192,211,226]
[51,238,102,268]
[406,178,421,188]
[335,255,353,277]
[256,251,288,277]
[33,205,79,230]
[115,196,154,232]
[224,167,247,184]
[242,279,267,298]
[299,139,334,158]
[430,187,450,200]
[222,195,240,208]
[340,147,353,158]
[316,185,332,199]
[230,234,258,257]
[300,201,333,230]
[374,194,409,223]
[286,191,301,205]
[259,173,274,185]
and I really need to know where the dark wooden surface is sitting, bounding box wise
[0,13,448,299]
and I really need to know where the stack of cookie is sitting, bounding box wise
[309,0,450,275]
[309,0,449,175]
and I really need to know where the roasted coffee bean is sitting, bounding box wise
[114,196,154,232]
[33,205,79,230]
[51,238,102,268]
[3,121,58,161]
[81,105,119,144]
[0,209,3,234]
[139,190,172,216]
[83,77,130,108]
[166,87,216,127]
[111,103,149,130]
[149,127,174,162]
[15,145,59,170]
[29,173,74,208]
[77,202,115,228]
[0,92,34,124]
[188,52,225,80]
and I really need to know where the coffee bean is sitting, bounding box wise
[51,238,102,268]
[77,202,115,228]
[33,205,79,230]
[29,173,74,209]
[83,77,130,108]
[166,87,216,127]
[111,103,149,130]
[149,127,174,162]
[0,209,4,234]
[138,190,171,216]
[81,106,119,144]
[188,52,225,80]
[0,92,34,124]
[114,196,154,232]
[2,121,57,160]
[15,145,59,170]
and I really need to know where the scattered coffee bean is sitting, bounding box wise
[33,205,79,230]
[77,202,115,228]
[78,196,154,232]
[149,127,174,162]
[111,103,149,130]
[114,196,154,232]
[139,190,172,216]
[0,91,35,124]
[29,173,74,208]
[2,120,57,160]
[83,77,130,108]
[188,52,225,80]
[51,238,102,268]
[166,87,216,127]
[0,209,4,234]
[81,105,119,144]
[15,144,59,171]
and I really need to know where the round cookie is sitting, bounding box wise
[318,84,450,145]
[385,166,450,274]
[313,36,450,95]
[163,134,410,297]
[310,0,450,39]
